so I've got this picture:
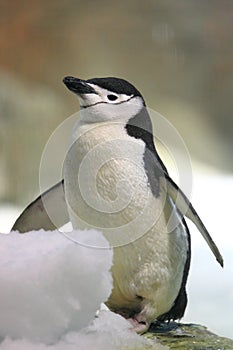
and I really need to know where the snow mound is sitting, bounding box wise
[0,229,113,344]
[0,229,166,350]
[0,310,167,350]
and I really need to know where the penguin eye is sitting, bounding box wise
[107,94,118,101]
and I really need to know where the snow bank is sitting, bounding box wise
[0,230,112,344]
[0,230,163,350]
[0,310,166,350]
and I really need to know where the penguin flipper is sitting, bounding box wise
[165,175,224,267]
[11,180,69,233]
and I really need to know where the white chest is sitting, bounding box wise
[64,122,156,242]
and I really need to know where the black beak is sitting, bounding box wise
[63,76,96,95]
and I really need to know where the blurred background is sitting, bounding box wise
[0,0,232,339]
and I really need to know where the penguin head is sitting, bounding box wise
[63,76,145,123]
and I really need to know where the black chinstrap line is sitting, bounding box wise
[80,95,135,109]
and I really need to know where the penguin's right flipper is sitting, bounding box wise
[11,180,70,233]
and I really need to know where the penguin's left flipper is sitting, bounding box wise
[11,180,69,233]
[165,174,224,267]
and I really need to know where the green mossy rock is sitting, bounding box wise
[144,322,233,350]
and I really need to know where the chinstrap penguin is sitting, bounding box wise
[12,76,223,333]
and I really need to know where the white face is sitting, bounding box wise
[76,83,144,124]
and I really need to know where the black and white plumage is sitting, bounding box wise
[12,76,223,333]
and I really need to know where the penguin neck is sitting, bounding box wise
[125,108,157,155]
[125,108,168,197]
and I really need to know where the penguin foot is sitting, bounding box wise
[127,316,149,334]
[113,308,149,333]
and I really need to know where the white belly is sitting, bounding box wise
[64,122,188,322]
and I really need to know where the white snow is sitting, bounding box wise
[0,310,165,350]
[0,229,164,350]
[0,230,112,344]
